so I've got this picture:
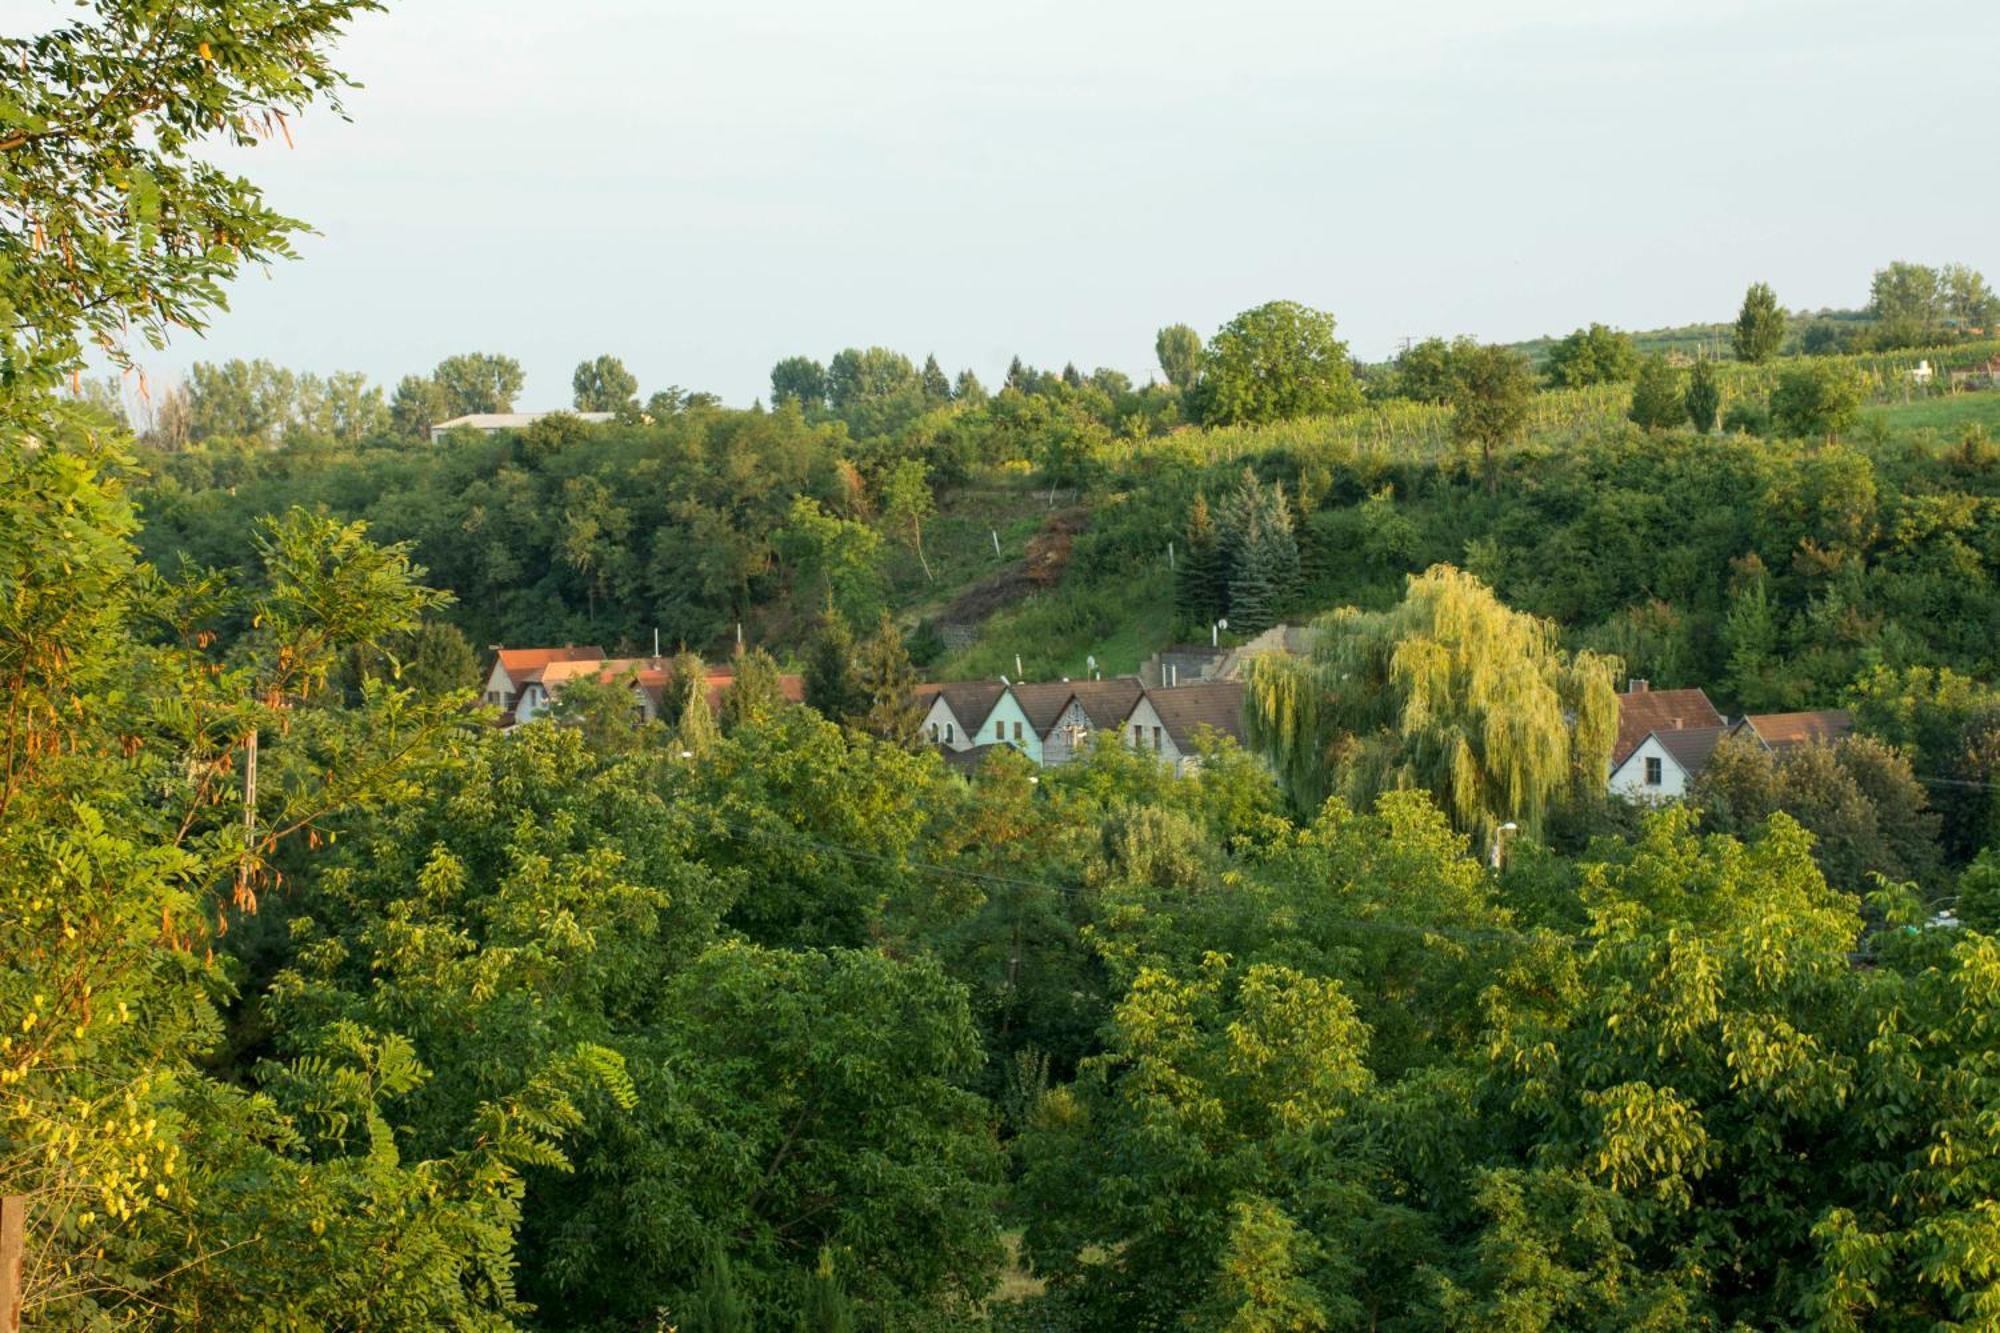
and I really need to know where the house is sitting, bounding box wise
[922,682,1006,751]
[488,647,800,728]
[1612,680,1725,771]
[993,682,1077,766]
[1609,725,1728,801]
[1039,677,1146,766]
[1138,623,1316,688]
[1732,709,1851,752]
[1119,680,1247,775]
[482,645,607,721]
[430,411,615,441]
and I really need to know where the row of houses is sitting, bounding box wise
[482,645,803,727]
[1606,679,1849,799]
[484,648,1848,797]
[919,676,1246,775]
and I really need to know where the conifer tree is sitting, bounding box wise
[802,611,865,722]
[1684,355,1721,433]
[854,612,924,748]
[720,647,786,734]
[1177,490,1226,623]
[953,368,987,403]
[920,354,951,404]
[1734,282,1786,363]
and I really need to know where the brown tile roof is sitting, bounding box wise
[1009,681,1078,732]
[932,682,1006,732]
[1062,677,1146,730]
[1737,710,1851,751]
[1613,687,1724,766]
[1653,725,1728,777]
[1144,680,1246,748]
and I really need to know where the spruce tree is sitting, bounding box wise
[1176,490,1226,623]
[719,647,785,734]
[683,1245,751,1333]
[1685,356,1721,433]
[854,612,924,747]
[920,353,951,404]
[1733,282,1786,363]
[802,611,865,722]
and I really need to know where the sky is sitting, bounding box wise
[58,0,2000,409]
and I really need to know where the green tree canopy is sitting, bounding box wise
[432,352,524,416]
[1187,301,1362,427]
[1771,360,1864,440]
[572,353,640,414]
[1733,281,1787,363]
[1246,565,1619,837]
[1545,322,1638,388]
[1449,342,1534,490]
[1154,322,1204,388]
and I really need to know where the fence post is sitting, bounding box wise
[1,1194,24,1333]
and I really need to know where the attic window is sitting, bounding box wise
[1013,721,1023,741]
[1644,756,1662,786]
[945,722,954,744]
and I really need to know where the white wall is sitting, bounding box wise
[1608,734,1689,801]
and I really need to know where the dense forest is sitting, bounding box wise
[10,4,2000,1330]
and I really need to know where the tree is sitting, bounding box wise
[1449,343,1534,492]
[432,352,524,416]
[186,358,299,442]
[1684,356,1721,433]
[921,353,952,404]
[719,648,786,734]
[1392,335,1466,403]
[390,373,451,440]
[1218,471,1301,634]
[1869,261,1945,347]
[770,356,829,409]
[1733,282,1787,363]
[572,353,640,414]
[1155,323,1204,389]
[854,613,924,748]
[781,496,883,622]
[1771,360,1863,441]
[1545,323,1638,388]
[1245,565,1620,836]
[1187,301,1362,427]
[1941,263,1999,331]
[1627,354,1684,430]
[1176,490,1227,624]
[802,611,866,722]
[0,0,379,422]
[953,368,987,403]
[879,458,937,582]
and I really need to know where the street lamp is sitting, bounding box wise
[1488,821,1519,870]
[1212,617,1229,648]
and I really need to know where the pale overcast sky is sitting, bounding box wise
[67,0,2000,407]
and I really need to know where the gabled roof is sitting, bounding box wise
[1009,681,1079,732]
[930,682,1007,733]
[494,645,607,681]
[1061,677,1146,730]
[1613,687,1724,765]
[1140,680,1246,748]
[1736,710,1851,751]
[1647,725,1728,777]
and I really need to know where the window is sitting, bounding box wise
[995,720,1005,741]
[1153,726,1163,751]
[945,722,954,744]
[1013,721,1023,741]
[1644,756,1663,786]
[929,722,939,742]
[1133,723,1143,745]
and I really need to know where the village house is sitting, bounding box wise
[482,645,607,722]
[487,647,800,727]
[1732,709,1851,752]
[1606,679,1728,800]
[920,675,1246,776]
[921,681,1006,751]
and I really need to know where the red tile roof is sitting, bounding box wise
[1737,710,1851,751]
[495,645,606,681]
[1613,687,1724,765]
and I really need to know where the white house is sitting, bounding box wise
[1039,678,1145,766]
[1608,726,1727,802]
[922,682,1005,751]
[482,645,607,720]
[431,411,615,441]
[1120,680,1246,775]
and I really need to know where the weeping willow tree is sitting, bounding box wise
[1246,565,1618,840]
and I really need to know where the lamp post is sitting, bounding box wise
[1488,821,1519,870]
[1212,617,1228,648]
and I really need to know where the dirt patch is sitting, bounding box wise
[936,507,1085,623]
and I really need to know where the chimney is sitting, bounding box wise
[1628,678,1649,694]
